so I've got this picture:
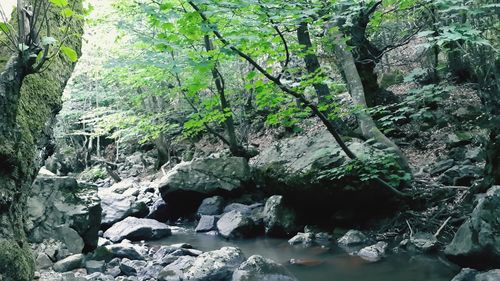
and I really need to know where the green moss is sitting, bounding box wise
[0,240,35,281]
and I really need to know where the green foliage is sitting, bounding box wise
[370,84,452,133]
[318,149,411,187]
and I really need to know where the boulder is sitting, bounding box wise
[85,260,105,274]
[99,191,147,228]
[158,256,196,281]
[430,159,455,176]
[217,210,259,239]
[103,217,171,242]
[146,198,169,222]
[105,243,146,260]
[288,232,314,246]
[232,255,299,281]
[445,186,500,269]
[195,215,217,233]
[223,203,253,215]
[337,230,369,246]
[36,253,53,269]
[184,247,246,281]
[263,195,299,237]
[475,270,500,281]
[27,174,101,252]
[250,130,398,222]
[357,242,388,262]
[197,196,225,216]
[53,254,85,272]
[119,259,147,276]
[157,157,251,219]
[451,268,478,281]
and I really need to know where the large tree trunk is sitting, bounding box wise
[333,36,411,173]
[0,1,83,280]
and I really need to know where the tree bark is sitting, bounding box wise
[203,35,249,158]
[333,35,411,173]
[0,1,83,280]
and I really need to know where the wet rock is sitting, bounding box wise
[120,258,147,276]
[184,247,246,281]
[409,233,438,252]
[289,258,323,267]
[338,230,369,246]
[85,260,105,274]
[451,268,478,281]
[103,217,171,242]
[263,195,299,237]
[475,269,500,281]
[53,254,85,272]
[232,255,299,281]
[197,196,225,216]
[27,175,101,252]
[445,186,500,269]
[358,242,388,262]
[195,215,217,232]
[217,210,259,239]
[288,232,314,246]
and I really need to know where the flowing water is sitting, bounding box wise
[151,229,458,281]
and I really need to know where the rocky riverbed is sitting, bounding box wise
[28,154,500,281]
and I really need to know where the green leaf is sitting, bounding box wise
[60,45,78,62]
[61,8,74,17]
[49,0,68,7]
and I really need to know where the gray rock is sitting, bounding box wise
[184,247,246,281]
[120,258,147,276]
[451,268,477,281]
[27,175,101,252]
[138,262,164,279]
[36,253,53,269]
[108,178,138,194]
[146,198,168,222]
[232,255,299,281]
[445,186,500,268]
[475,269,500,281]
[158,256,196,281]
[337,230,368,246]
[105,243,146,260]
[263,195,299,237]
[197,196,225,216]
[447,132,473,148]
[85,260,105,274]
[409,233,438,252]
[105,258,121,277]
[217,210,259,239]
[430,159,454,176]
[224,203,253,215]
[195,215,217,232]
[103,217,171,242]
[97,237,111,247]
[358,242,388,262]
[158,157,251,195]
[288,232,314,246]
[98,191,138,227]
[84,273,114,281]
[53,254,85,272]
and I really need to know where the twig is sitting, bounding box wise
[406,219,414,237]
[434,216,451,238]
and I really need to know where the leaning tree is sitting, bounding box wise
[0,0,83,280]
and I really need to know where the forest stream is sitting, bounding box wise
[0,0,499,281]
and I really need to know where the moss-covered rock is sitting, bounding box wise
[0,240,35,281]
